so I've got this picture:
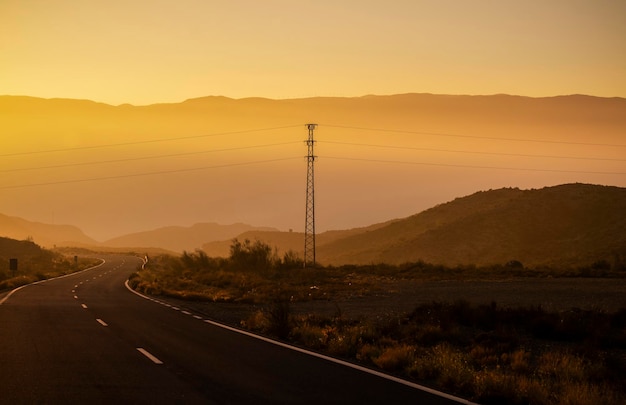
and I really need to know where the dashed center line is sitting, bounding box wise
[137,348,163,364]
[81,304,88,309]
[96,318,108,327]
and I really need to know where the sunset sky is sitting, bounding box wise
[2,0,625,105]
[1,1,625,242]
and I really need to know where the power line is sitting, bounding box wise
[0,157,301,189]
[321,156,626,175]
[0,141,301,173]
[319,140,626,162]
[0,125,302,157]
[321,124,626,148]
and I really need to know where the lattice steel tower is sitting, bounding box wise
[304,124,317,267]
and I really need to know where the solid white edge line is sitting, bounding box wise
[137,348,163,365]
[124,279,477,405]
[0,259,106,306]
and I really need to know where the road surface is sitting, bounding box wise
[0,255,473,404]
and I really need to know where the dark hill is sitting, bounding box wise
[0,236,44,258]
[0,236,54,275]
[0,214,97,248]
[317,184,626,267]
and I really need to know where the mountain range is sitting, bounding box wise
[0,217,276,253]
[101,223,277,252]
[2,183,622,268]
[2,93,624,241]
[0,213,97,247]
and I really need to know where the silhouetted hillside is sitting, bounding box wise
[0,236,44,259]
[103,223,278,252]
[317,184,626,267]
[0,214,97,248]
[204,184,625,268]
[0,236,55,277]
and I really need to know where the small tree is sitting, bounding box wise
[229,238,277,272]
[281,250,303,269]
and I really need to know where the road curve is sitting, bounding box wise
[0,254,474,404]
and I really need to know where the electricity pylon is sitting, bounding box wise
[304,124,317,268]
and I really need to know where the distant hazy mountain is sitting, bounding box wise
[0,213,97,248]
[202,221,396,258]
[205,184,626,268]
[103,223,278,252]
[2,94,624,241]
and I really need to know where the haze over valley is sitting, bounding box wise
[1,93,624,247]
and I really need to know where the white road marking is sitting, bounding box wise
[74,295,78,299]
[0,259,105,306]
[81,304,88,309]
[137,348,163,365]
[123,279,475,405]
[181,310,192,315]
[96,318,108,327]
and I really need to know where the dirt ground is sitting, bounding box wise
[165,277,626,327]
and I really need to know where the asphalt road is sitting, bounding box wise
[0,255,473,404]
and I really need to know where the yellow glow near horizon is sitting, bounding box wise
[1,1,625,105]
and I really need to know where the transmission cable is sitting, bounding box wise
[0,125,302,157]
[0,141,301,173]
[321,156,626,175]
[0,157,301,189]
[319,140,626,162]
[321,124,626,148]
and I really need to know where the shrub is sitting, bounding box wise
[241,310,270,332]
[229,238,278,272]
[475,371,549,405]
[372,344,414,372]
[411,344,473,392]
[291,322,326,349]
[267,298,291,339]
[508,349,531,374]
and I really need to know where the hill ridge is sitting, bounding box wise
[202,183,626,268]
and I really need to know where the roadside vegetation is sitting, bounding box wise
[0,237,100,291]
[128,239,626,405]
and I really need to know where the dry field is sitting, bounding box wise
[162,277,626,328]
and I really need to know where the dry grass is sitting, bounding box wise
[130,246,626,405]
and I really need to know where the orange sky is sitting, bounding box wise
[2,1,625,105]
[1,1,625,241]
